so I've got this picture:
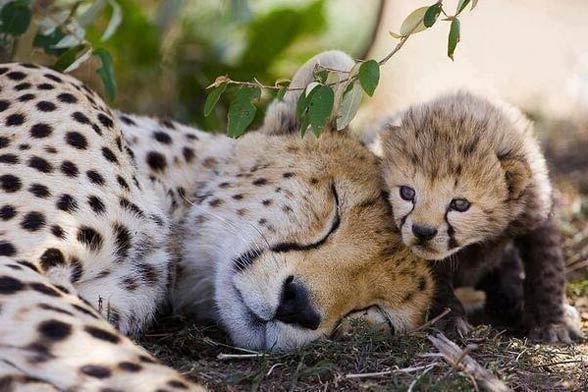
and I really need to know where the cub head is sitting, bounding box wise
[176,51,434,351]
[378,92,551,260]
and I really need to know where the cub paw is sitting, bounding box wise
[435,314,473,337]
[528,305,583,343]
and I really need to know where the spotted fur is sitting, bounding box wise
[375,92,581,342]
[0,52,434,390]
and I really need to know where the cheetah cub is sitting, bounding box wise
[373,91,582,343]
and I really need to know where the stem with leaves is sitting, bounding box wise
[205,0,479,138]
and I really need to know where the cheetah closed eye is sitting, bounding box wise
[0,51,433,390]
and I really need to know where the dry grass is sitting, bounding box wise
[139,311,588,391]
[139,115,588,391]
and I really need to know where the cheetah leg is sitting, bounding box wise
[516,218,583,343]
[0,258,205,391]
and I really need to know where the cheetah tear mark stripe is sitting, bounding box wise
[232,185,340,271]
[444,207,459,250]
[398,191,415,230]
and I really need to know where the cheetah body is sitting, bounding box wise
[0,52,434,391]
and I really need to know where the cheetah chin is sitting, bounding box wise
[0,51,433,390]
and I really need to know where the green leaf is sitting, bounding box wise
[307,85,334,136]
[204,83,227,117]
[314,68,328,83]
[34,28,67,55]
[399,6,429,36]
[358,60,380,97]
[78,0,108,27]
[424,4,442,28]
[275,80,290,100]
[276,88,287,101]
[456,0,471,14]
[336,81,362,131]
[54,45,89,72]
[276,87,288,101]
[63,46,93,73]
[101,0,123,41]
[447,18,461,61]
[296,84,319,136]
[94,48,117,101]
[296,82,319,120]
[0,1,32,36]
[227,86,261,138]
[389,31,403,39]
[471,0,479,10]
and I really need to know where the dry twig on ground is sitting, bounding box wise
[428,333,512,392]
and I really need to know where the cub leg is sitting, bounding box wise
[476,244,524,326]
[515,218,582,343]
[430,261,473,336]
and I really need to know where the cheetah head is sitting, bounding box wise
[378,92,551,260]
[174,51,434,351]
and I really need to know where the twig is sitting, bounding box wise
[544,359,585,367]
[408,362,438,392]
[198,335,263,354]
[429,333,512,392]
[345,364,438,379]
[217,353,265,360]
[266,363,283,376]
[377,32,412,65]
[410,307,452,333]
[566,257,588,272]
[315,64,351,74]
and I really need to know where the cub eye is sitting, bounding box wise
[450,198,471,212]
[399,186,415,201]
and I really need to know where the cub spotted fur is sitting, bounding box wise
[0,51,433,390]
[375,92,581,342]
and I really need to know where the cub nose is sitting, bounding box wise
[274,276,321,330]
[412,224,438,242]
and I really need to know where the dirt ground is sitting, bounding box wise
[140,115,588,391]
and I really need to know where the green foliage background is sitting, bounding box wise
[104,0,379,130]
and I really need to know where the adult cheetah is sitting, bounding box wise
[0,51,433,390]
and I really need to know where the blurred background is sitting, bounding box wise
[0,0,382,129]
[2,0,588,276]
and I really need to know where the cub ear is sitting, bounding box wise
[500,156,531,200]
[260,50,355,135]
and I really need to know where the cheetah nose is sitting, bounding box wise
[412,224,438,242]
[274,276,321,330]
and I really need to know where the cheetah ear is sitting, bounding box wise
[260,50,355,135]
[500,157,531,200]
